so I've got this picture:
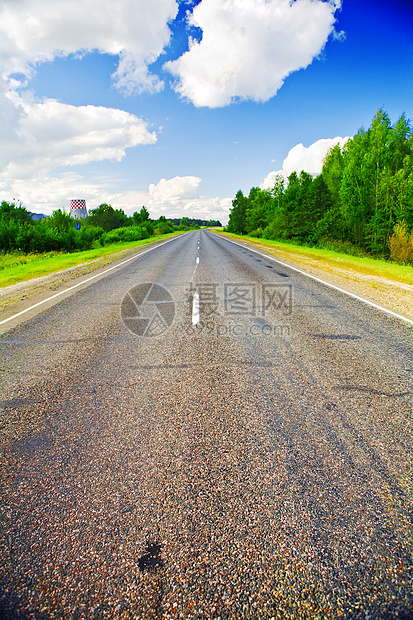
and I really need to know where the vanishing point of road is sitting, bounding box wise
[1,230,413,619]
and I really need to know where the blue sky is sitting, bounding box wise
[0,0,412,223]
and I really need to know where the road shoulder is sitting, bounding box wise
[215,232,413,323]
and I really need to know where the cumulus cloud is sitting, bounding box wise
[122,184,231,222]
[1,96,156,179]
[0,173,110,214]
[166,0,342,107]
[148,176,202,208]
[148,177,230,221]
[0,0,178,94]
[1,173,231,223]
[261,136,350,189]
[0,1,175,191]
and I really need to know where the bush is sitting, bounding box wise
[249,228,263,238]
[388,220,413,264]
[46,209,74,233]
[0,220,20,252]
[0,217,106,253]
[316,238,369,257]
[75,226,104,250]
[56,229,76,252]
[0,201,162,255]
[153,222,173,235]
[16,225,60,253]
[101,225,149,246]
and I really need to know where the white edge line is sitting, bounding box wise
[192,293,200,325]
[218,234,413,327]
[0,234,185,327]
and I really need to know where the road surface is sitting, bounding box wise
[1,230,413,619]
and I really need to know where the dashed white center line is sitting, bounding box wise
[192,293,200,325]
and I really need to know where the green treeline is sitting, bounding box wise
[0,201,221,254]
[227,109,413,264]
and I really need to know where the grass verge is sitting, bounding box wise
[0,233,182,288]
[217,232,413,286]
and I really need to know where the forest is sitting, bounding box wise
[227,109,413,264]
[0,201,221,254]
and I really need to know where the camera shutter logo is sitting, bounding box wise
[121,283,175,337]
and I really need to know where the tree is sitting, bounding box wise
[87,203,128,231]
[0,201,32,224]
[281,171,302,240]
[179,216,190,230]
[230,108,413,259]
[393,155,413,227]
[270,175,285,212]
[322,143,345,210]
[132,206,150,225]
[386,114,411,175]
[340,129,373,246]
[245,187,272,235]
[305,176,333,242]
[227,190,248,234]
[367,108,391,214]
[46,209,74,232]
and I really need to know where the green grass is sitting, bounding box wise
[4,229,412,290]
[218,232,413,286]
[0,233,182,288]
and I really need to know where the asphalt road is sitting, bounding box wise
[1,230,413,619]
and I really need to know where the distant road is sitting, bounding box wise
[1,230,413,619]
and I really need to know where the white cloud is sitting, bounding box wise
[0,173,109,214]
[0,174,230,223]
[0,0,181,192]
[0,1,233,223]
[1,96,157,179]
[144,176,230,221]
[0,1,175,191]
[261,136,350,189]
[166,0,341,107]
[121,187,230,222]
[0,0,178,94]
[148,175,202,207]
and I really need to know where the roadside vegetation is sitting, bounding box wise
[0,203,221,286]
[227,109,413,266]
[0,235,179,288]
[0,202,221,255]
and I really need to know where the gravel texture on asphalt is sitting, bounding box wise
[0,230,412,619]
